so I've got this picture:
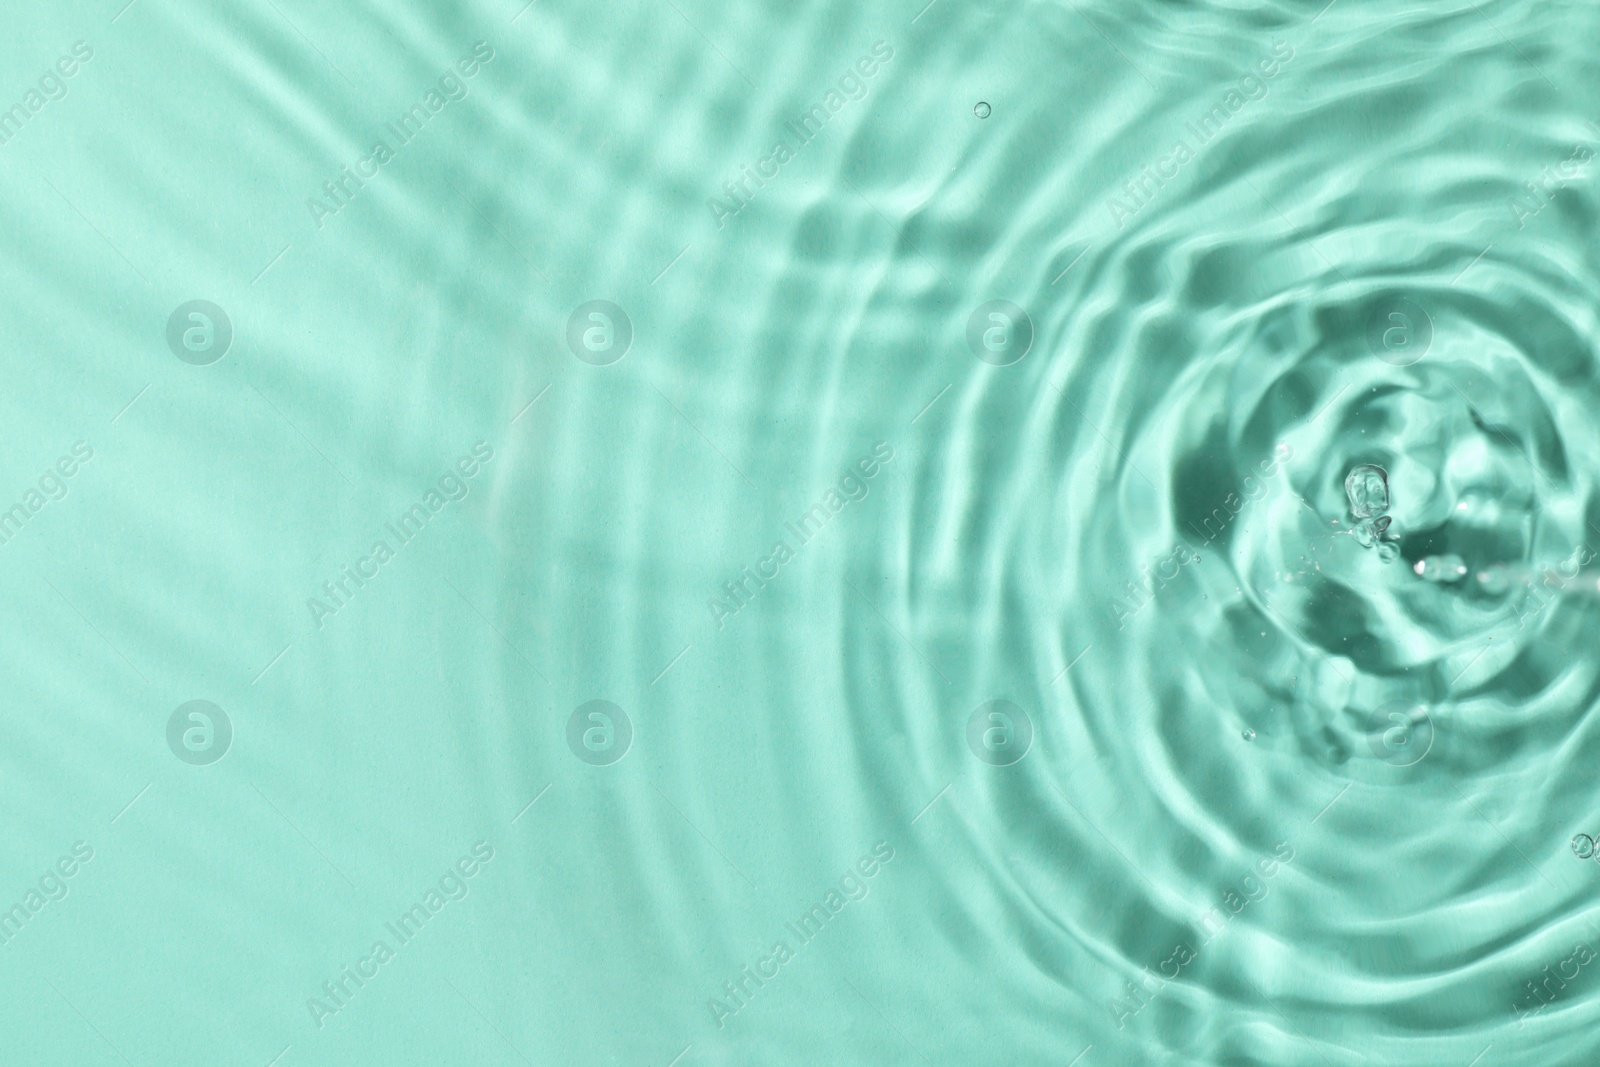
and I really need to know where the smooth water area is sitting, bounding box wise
[5,1,1600,1064]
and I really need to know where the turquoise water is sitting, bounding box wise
[6,0,1600,1064]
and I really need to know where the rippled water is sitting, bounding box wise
[7,1,1600,1064]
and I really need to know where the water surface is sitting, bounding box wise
[4,1,1600,1064]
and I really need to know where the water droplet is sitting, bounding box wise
[1345,464,1390,520]
[974,101,991,119]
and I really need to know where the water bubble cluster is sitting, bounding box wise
[1344,463,1399,560]
[1345,464,1388,519]
[1414,553,1469,584]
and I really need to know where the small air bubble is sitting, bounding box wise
[1242,728,1256,741]
[1476,565,1510,595]
[974,101,991,119]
